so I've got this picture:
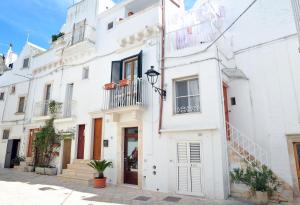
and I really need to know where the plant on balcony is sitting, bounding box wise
[104,82,116,90]
[87,160,112,188]
[51,32,65,42]
[119,79,130,87]
[33,100,73,175]
[230,164,279,205]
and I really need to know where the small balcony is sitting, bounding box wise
[56,24,96,56]
[33,100,76,121]
[102,78,147,112]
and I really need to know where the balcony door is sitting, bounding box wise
[123,58,138,81]
[124,127,138,185]
[64,83,73,118]
[44,84,51,115]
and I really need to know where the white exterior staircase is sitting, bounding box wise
[227,122,269,168]
[226,122,294,203]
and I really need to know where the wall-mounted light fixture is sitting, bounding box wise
[145,66,166,99]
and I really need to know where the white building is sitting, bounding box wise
[0,43,45,168]
[0,0,299,201]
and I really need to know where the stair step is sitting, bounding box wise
[67,164,94,172]
[57,175,93,185]
[72,159,91,165]
[62,169,96,178]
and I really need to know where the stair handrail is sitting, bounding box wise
[226,122,269,168]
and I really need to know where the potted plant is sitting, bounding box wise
[119,79,130,87]
[104,82,116,90]
[87,160,112,188]
[230,164,279,205]
[33,100,73,175]
[51,32,65,43]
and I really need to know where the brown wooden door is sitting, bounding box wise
[93,118,103,160]
[223,83,230,140]
[77,125,85,159]
[27,129,34,157]
[293,142,300,188]
[62,139,72,169]
[124,127,138,185]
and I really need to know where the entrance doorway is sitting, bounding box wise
[62,139,72,169]
[223,83,230,140]
[4,139,20,168]
[294,142,300,188]
[93,118,103,160]
[124,127,138,185]
[77,124,85,159]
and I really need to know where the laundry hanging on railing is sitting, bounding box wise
[167,1,225,33]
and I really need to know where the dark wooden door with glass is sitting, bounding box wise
[124,127,138,185]
[294,142,300,188]
[77,124,85,159]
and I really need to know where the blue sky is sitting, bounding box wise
[0,0,196,55]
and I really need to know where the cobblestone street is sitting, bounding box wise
[0,169,252,205]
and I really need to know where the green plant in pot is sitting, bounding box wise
[32,100,72,175]
[230,163,279,205]
[88,160,112,188]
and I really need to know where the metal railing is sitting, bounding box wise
[33,100,76,118]
[52,24,96,47]
[227,122,269,168]
[102,78,147,111]
[165,22,218,52]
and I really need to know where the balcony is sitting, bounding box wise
[102,78,147,112]
[33,100,76,121]
[56,24,96,56]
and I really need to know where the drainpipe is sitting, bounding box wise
[158,0,166,134]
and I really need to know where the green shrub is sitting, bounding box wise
[230,164,279,194]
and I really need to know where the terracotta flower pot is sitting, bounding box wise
[119,79,130,87]
[104,83,115,90]
[94,177,107,188]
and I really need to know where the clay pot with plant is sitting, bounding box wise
[88,160,112,188]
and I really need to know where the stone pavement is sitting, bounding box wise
[0,168,252,205]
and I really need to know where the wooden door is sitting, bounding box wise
[93,118,103,160]
[27,129,34,157]
[293,142,300,188]
[223,83,230,140]
[124,127,138,185]
[62,139,72,169]
[77,125,85,159]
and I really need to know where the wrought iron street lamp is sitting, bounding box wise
[145,66,166,99]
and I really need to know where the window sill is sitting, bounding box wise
[15,112,25,115]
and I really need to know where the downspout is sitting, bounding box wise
[158,0,165,134]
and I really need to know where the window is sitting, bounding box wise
[0,92,4,100]
[175,78,200,114]
[17,97,25,113]
[231,97,236,106]
[107,22,114,30]
[82,67,89,79]
[2,129,9,140]
[72,19,86,45]
[23,58,30,68]
[10,85,15,94]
